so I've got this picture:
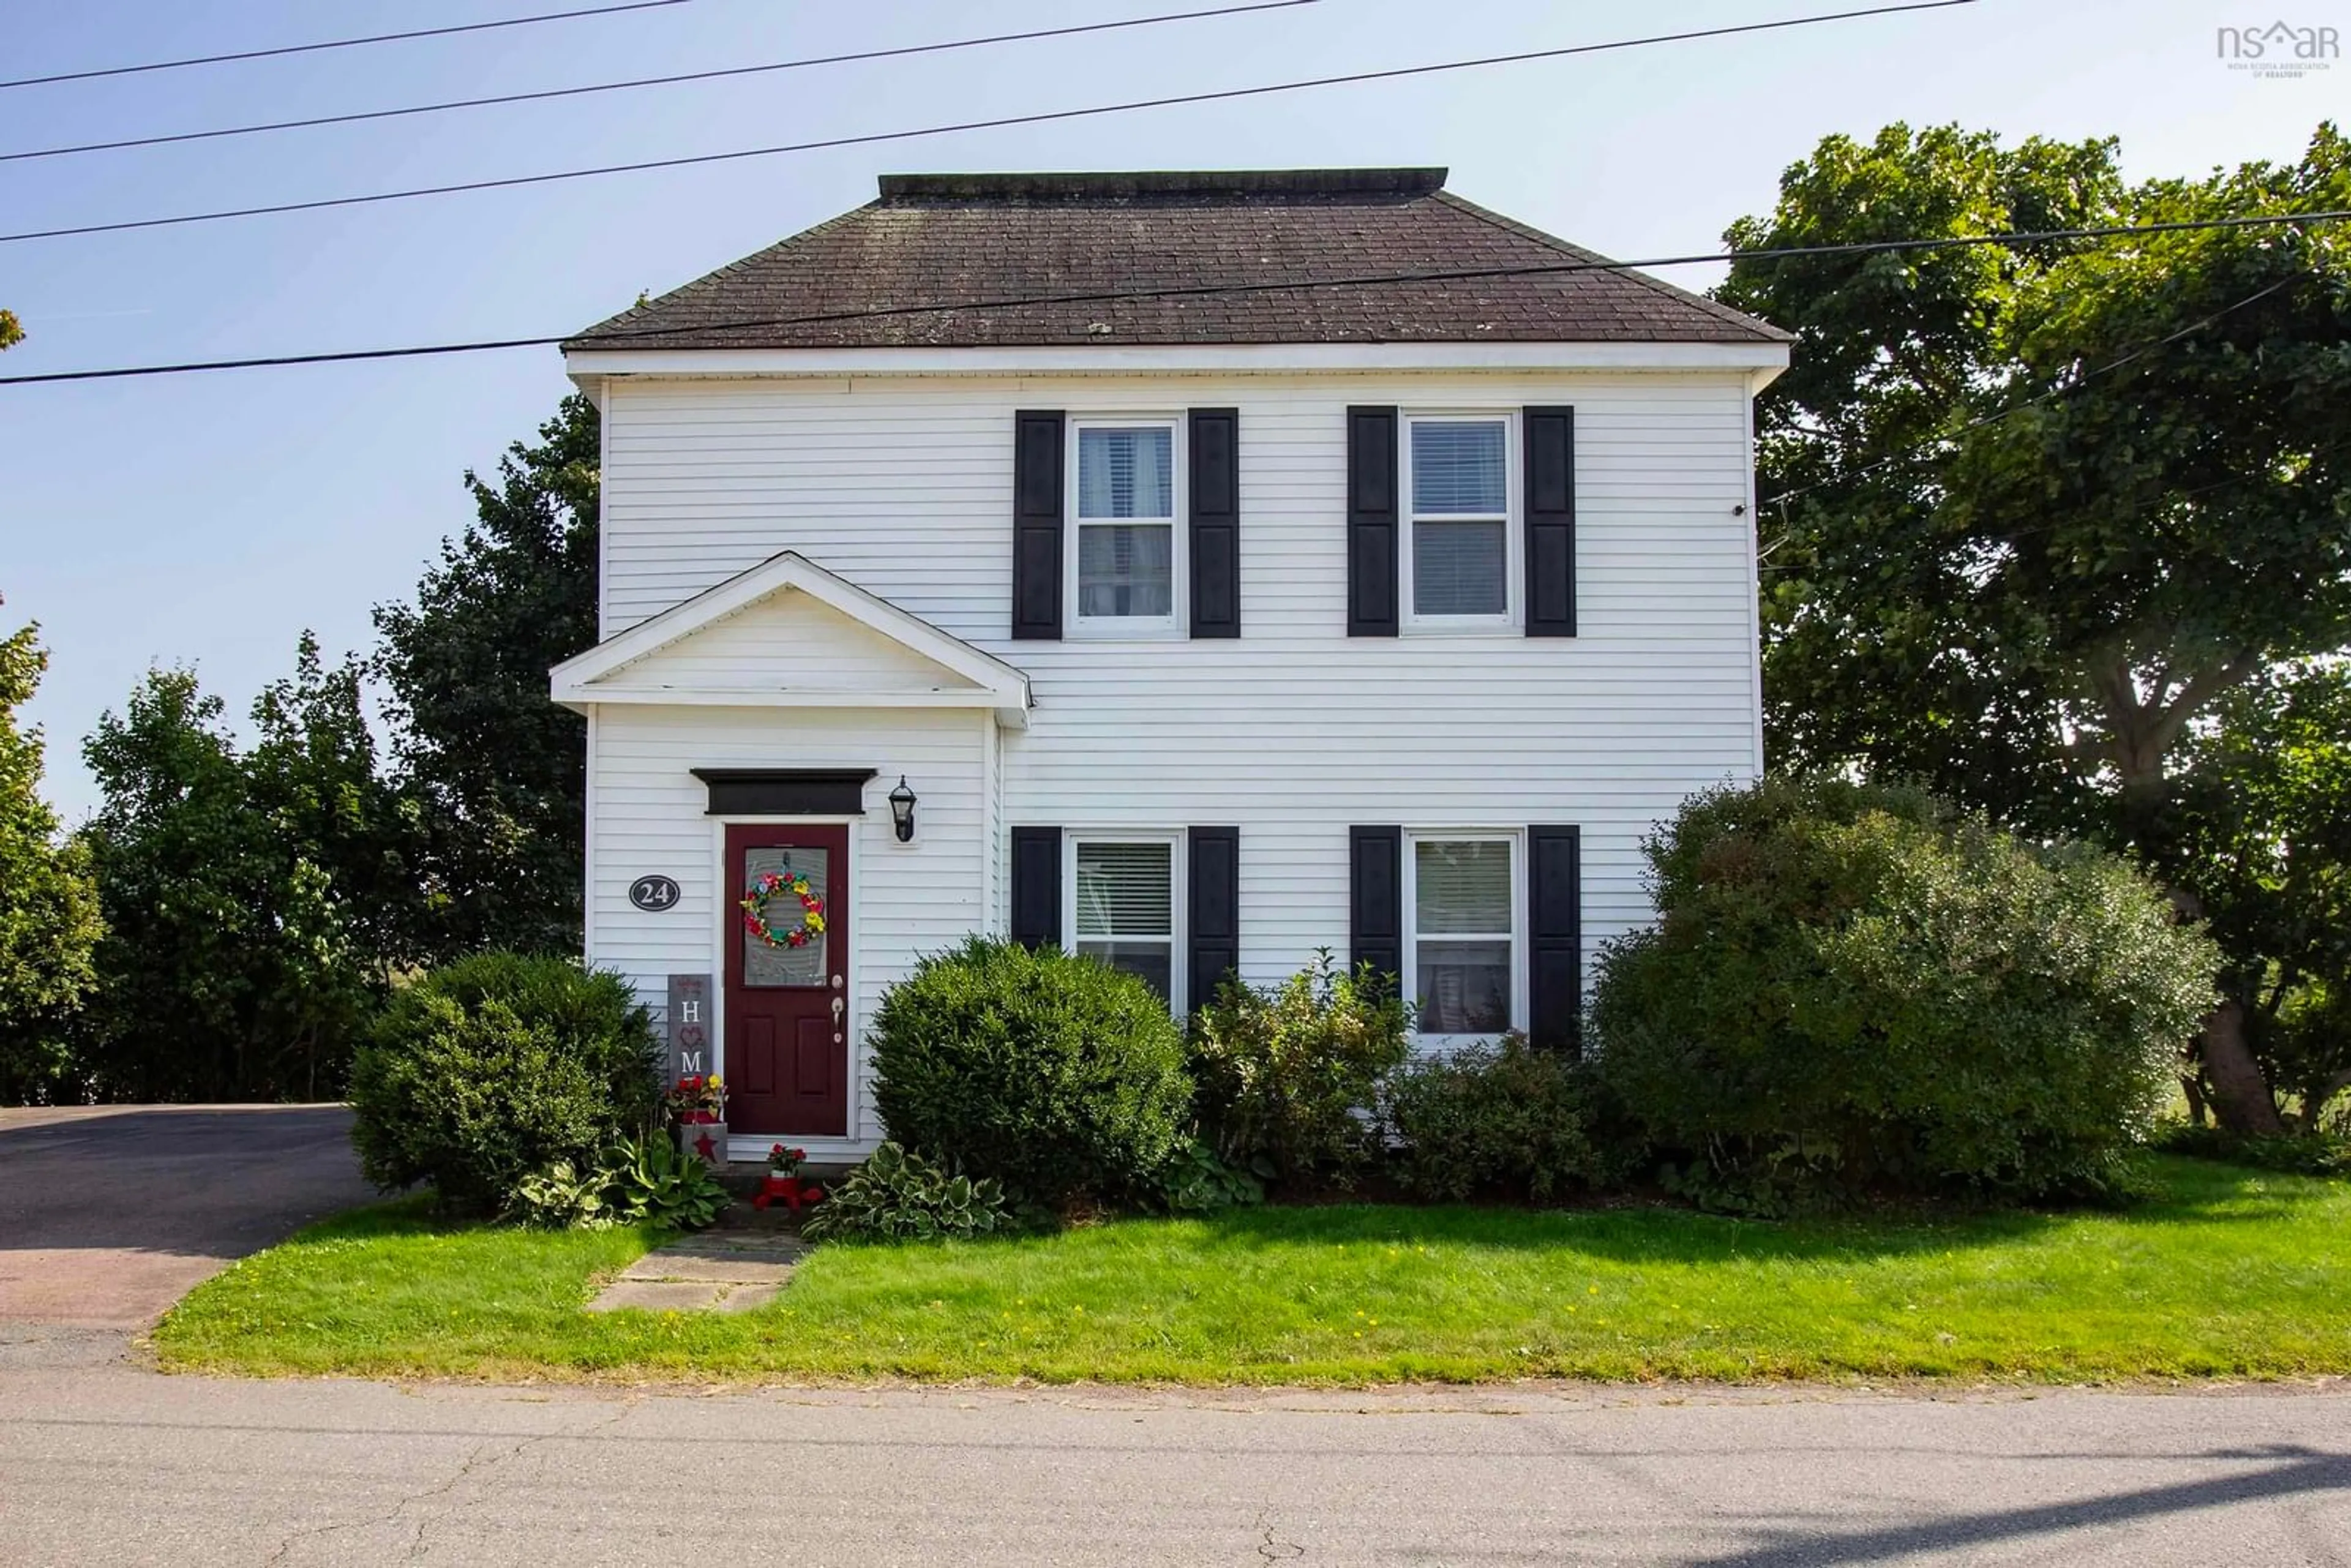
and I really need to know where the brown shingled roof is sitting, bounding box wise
[565,168,1790,351]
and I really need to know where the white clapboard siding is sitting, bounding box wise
[587,367,1764,1147]
[590,703,987,1149]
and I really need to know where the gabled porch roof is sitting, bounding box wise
[549,550,1031,727]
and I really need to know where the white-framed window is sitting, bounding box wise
[1068,416,1185,636]
[1404,831,1522,1043]
[1401,413,1517,631]
[1066,833,1183,1004]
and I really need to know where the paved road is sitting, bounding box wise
[1,1351,2346,1566]
[0,1105,373,1326]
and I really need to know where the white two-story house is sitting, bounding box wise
[550,168,1791,1161]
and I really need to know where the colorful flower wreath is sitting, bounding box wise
[740,869,827,948]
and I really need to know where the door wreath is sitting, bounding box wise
[740,868,827,948]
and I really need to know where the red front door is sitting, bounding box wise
[724,823,850,1138]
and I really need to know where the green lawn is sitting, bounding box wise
[155,1156,2351,1386]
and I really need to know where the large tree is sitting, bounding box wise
[0,310,21,352]
[76,650,398,1101]
[1718,122,2351,1132]
[0,602,102,1103]
[374,393,599,959]
[2162,663,2351,1131]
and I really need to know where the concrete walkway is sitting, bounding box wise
[0,1105,373,1327]
[2,1354,2347,1565]
[585,1230,806,1312]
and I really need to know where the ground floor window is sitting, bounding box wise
[1406,833,1519,1038]
[1068,835,1180,1003]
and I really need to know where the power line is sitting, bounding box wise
[0,1,695,92]
[0,1,1322,165]
[5,206,2342,388]
[0,0,1978,246]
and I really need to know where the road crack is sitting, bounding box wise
[259,1398,636,1564]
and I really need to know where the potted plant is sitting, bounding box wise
[667,1073,727,1167]
[752,1144,822,1212]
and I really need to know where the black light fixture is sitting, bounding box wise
[888,775,917,842]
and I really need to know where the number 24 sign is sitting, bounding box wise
[628,875,681,912]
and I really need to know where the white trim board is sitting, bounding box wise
[566,340,1793,384]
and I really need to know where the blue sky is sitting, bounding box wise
[1,0,2338,819]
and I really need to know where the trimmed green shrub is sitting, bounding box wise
[1188,949,1411,1188]
[801,1141,1011,1242]
[1591,776,2221,1212]
[348,951,661,1214]
[868,936,1191,1206]
[1383,1032,1609,1202]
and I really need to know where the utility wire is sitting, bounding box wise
[3,207,2341,388]
[0,1,1322,165]
[0,1,695,92]
[0,0,1978,246]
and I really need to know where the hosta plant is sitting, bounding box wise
[801,1141,1010,1243]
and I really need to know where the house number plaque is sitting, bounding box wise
[628,875,681,911]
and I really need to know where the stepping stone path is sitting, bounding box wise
[587,1230,806,1314]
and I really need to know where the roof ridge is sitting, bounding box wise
[1430,191,1791,343]
[877,168,1446,201]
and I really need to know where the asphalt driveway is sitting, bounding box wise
[0,1105,373,1327]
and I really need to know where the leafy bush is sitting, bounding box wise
[1187,950,1410,1187]
[507,1157,621,1230]
[1590,776,2221,1212]
[348,951,661,1214]
[1157,1138,1270,1213]
[869,936,1191,1206]
[507,1133,730,1231]
[1383,1032,1609,1202]
[801,1141,1010,1242]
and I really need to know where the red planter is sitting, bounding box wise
[752,1174,824,1213]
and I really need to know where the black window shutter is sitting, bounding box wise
[1346,407,1399,636]
[1011,410,1064,640]
[1185,825,1240,1011]
[1528,825,1583,1053]
[1188,408,1240,638]
[1524,406,1577,637]
[1349,825,1403,988]
[1009,827,1062,948]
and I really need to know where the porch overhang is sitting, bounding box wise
[549,550,1032,728]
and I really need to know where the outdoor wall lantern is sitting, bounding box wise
[888,775,918,843]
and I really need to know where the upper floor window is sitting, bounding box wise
[1070,418,1183,636]
[1403,415,1516,630]
[1406,833,1520,1040]
[1069,835,1180,1002]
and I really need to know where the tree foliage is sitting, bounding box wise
[0,606,102,1102]
[0,310,21,353]
[373,393,600,959]
[1718,122,2351,1131]
[2161,664,2351,1129]
[74,645,403,1101]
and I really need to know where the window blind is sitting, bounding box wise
[1078,427,1174,519]
[1411,421,1506,515]
[1415,840,1511,933]
[1074,842,1173,937]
